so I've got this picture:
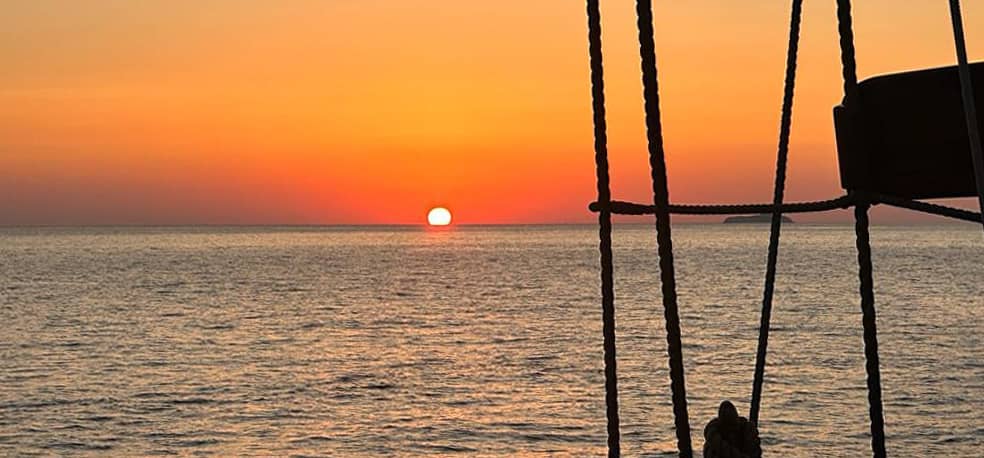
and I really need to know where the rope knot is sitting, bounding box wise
[703,401,762,458]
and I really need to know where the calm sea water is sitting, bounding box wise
[1,224,981,457]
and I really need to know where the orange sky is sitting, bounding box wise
[1,1,982,225]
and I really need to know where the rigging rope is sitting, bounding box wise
[871,193,983,223]
[835,2,887,456]
[852,199,888,458]
[585,1,977,456]
[589,196,853,216]
[585,1,621,456]
[750,0,804,426]
[946,0,984,231]
[634,0,692,455]
[589,195,983,223]
[835,0,860,103]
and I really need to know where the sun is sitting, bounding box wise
[427,207,453,226]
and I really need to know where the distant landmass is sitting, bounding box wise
[723,214,794,224]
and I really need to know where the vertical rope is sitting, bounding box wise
[835,0,861,103]
[586,1,621,455]
[634,1,692,456]
[750,0,804,427]
[947,0,984,231]
[853,201,887,458]
[837,4,887,455]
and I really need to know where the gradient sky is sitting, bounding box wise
[1,1,982,225]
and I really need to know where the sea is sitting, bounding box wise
[1,224,981,457]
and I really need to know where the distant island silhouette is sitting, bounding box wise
[723,214,794,224]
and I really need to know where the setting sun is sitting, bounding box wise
[427,207,453,226]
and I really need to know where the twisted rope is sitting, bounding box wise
[836,4,888,456]
[750,0,804,427]
[871,193,983,223]
[947,0,984,231]
[586,1,621,455]
[589,196,853,216]
[853,201,887,458]
[634,0,692,455]
[835,0,860,102]
[583,2,977,457]
[589,194,984,224]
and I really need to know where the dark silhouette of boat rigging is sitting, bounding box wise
[583,0,983,456]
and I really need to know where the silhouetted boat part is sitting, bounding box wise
[723,214,793,224]
[703,401,761,458]
[584,0,983,457]
[835,63,984,199]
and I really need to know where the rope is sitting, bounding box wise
[852,201,887,458]
[947,0,984,231]
[584,2,975,456]
[871,193,983,224]
[837,4,888,456]
[590,194,984,224]
[634,0,692,455]
[586,1,621,455]
[750,0,804,426]
[835,0,861,102]
[589,196,853,216]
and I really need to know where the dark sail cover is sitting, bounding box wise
[834,62,984,199]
